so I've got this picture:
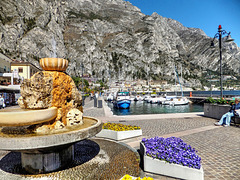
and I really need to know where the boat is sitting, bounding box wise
[173,97,189,105]
[134,95,143,101]
[150,96,166,104]
[161,66,189,106]
[106,93,114,101]
[143,95,151,102]
[113,91,131,109]
[162,96,189,106]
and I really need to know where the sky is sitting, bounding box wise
[127,0,240,47]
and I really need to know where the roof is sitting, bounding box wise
[0,85,20,93]
[0,53,13,63]
[11,60,42,71]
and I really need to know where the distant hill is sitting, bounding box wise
[0,0,239,88]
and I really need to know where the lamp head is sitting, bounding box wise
[210,41,215,48]
[225,34,234,42]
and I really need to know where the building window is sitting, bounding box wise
[18,67,23,73]
[4,66,6,72]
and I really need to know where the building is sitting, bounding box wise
[11,61,41,80]
[0,53,14,85]
[0,53,21,105]
[0,53,11,73]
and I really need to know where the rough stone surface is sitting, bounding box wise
[0,139,140,180]
[66,108,83,126]
[18,71,82,128]
[0,0,239,87]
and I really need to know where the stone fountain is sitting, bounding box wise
[0,58,102,174]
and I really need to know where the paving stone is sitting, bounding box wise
[1,99,240,180]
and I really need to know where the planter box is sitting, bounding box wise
[204,103,230,120]
[140,142,204,180]
[96,129,142,141]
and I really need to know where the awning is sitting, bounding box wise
[0,85,20,93]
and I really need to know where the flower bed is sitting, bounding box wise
[140,137,204,180]
[121,174,153,180]
[96,123,142,141]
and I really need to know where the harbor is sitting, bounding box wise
[107,101,203,116]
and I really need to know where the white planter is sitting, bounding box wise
[140,142,204,180]
[96,129,142,141]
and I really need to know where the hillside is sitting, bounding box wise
[0,0,239,88]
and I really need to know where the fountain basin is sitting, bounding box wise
[0,116,102,174]
[0,107,57,126]
[39,58,68,71]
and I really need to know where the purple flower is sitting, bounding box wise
[142,136,202,169]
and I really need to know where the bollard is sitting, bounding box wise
[98,100,102,108]
[94,97,97,107]
[82,96,85,106]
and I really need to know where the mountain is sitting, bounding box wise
[0,0,239,88]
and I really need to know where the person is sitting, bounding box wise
[0,95,5,109]
[215,98,240,127]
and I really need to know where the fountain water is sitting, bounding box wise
[0,58,102,174]
[51,36,57,58]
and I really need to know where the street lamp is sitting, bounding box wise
[81,62,85,106]
[81,63,84,92]
[210,25,234,98]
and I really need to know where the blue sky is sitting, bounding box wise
[127,0,240,47]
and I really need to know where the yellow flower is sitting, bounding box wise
[102,123,141,131]
[122,174,132,180]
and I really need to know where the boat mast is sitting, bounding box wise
[175,66,183,97]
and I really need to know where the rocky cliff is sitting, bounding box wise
[0,0,239,87]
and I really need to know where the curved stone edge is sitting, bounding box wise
[0,116,102,152]
[0,107,58,126]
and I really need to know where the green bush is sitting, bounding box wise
[206,97,216,104]
[206,97,230,105]
[216,98,228,104]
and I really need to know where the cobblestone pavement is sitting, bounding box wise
[89,99,240,180]
[1,99,240,180]
[83,97,105,117]
[115,118,240,180]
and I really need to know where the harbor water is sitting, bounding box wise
[107,101,203,116]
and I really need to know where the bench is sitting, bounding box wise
[231,116,240,127]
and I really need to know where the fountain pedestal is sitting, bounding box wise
[0,116,102,174]
[21,144,74,174]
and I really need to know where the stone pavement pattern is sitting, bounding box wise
[0,139,140,180]
[0,98,239,180]
[94,98,240,180]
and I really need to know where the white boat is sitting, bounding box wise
[143,95,150,102]
[134,95,143,101]
[147,94,158,103]
[107,93,114,101]
[162,97,189,106]
[130,96,135,101]
[151,96,166,104]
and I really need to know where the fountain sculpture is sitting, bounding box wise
[0,58,102,174]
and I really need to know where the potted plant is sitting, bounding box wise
[96,123,142,140]
[204,97,231,119]
[140,136,204,180]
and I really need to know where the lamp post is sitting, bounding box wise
[81,63,84,106]
[211,25,234,98]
